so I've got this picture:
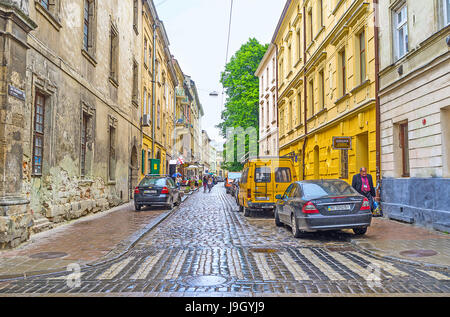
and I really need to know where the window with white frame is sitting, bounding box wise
[444,0,450,26]
[393,4,408,61]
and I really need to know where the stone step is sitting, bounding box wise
[388,213,415,224]
[31,218,53,234]
[433,222,450,234]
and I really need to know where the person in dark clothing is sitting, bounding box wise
[352,167,376,210]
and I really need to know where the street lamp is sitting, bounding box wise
[209,91,219,97]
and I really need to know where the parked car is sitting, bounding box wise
[274,179,372,237]
[237,157,297,216]
[225,172,242,194]
[230,179,239,202]
[134,175,182,211]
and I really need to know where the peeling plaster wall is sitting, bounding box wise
[20,0,142,228]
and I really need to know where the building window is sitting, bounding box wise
[339,49,346,96]
[288,44,292,71]
[272,57,276,79]
[82,0,96,56]
[132,60,139,104]
[393,4,408,61]
[297,30,302,60]
[81,113,89,177]
[319,0,324,27]
[144,38,148,66]
[266,100,269,127]
[133,0,138,32]
[273,95,276,122]
[340,149,348,179]
[280,109,284,136]
[308,8,313,44]
[109,125,116,181]
[157,102,161,128]
[288,101,293,131]
[399,121,410,177]
[40,0,50,10]
[279,59,284,81]
[309,79,314,117]
[109,25,119,83]
[319,70,325,111]
[32,92,45,176]
[359,30,366,83]
[261,104,265,130]
[444,0,450,26]
[297,92,302,125]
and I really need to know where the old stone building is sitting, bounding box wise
[378,0,450,231]
[0,0,143,248]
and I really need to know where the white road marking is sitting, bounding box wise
[130,251,164,280]
[96,257,135,280]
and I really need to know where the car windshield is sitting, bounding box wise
[228,172,242,180]
[139,178,166,187]
[302,180,357,199]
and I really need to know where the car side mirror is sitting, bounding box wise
[275,194,282,200]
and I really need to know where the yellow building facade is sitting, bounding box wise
[141,0,177,178]
[275,0,377,185]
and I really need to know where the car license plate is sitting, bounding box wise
[328,204,351,211]
[255,197,269,201]
[144,190,157,194]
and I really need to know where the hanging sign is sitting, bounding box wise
[332,137,352,150]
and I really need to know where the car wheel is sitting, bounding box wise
[243,206,251,217]
[353,227,368,235]
[135,204,141,211]
[291,214,303,238]
[274,208,283,227]
[239,204,244,213]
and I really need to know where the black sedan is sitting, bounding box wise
[134,175,181,211]
[274,179,372,237]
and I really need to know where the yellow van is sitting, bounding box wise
[237,157,297,216]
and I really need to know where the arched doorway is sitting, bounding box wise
[129,146,138,200]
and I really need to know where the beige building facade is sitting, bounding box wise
[378,0,450,231]
[256,43,279,157]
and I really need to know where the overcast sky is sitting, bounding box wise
[155,0,286,150]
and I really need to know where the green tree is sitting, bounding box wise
[218,38,268,171]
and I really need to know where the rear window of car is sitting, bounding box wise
[254,167,271,183]
[302,181,357,199]
[139,178,166,187]
[228,172,242,180]
[275,168,292,183]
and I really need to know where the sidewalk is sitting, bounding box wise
[0,201,178,280]
[350,217,450,270]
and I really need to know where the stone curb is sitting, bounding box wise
[350,239,450,272]
[0,193,194,281]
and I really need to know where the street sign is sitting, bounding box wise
[332,137,352,150]
[8,85,25,101]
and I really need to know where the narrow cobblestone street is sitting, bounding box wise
[0,185,449,296]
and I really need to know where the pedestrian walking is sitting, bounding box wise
[352,167,376,210]
[203,174,208,193]
[208,176,213,193]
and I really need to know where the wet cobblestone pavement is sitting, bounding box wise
[0,186,449,296]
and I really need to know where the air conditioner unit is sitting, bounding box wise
[142,114,151,127]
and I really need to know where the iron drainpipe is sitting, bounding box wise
[373,0,381,199]
[152,22,157,160]
[302,4,308,181]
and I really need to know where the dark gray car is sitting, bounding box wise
[274,179,372,237]
[134,176,181,211]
